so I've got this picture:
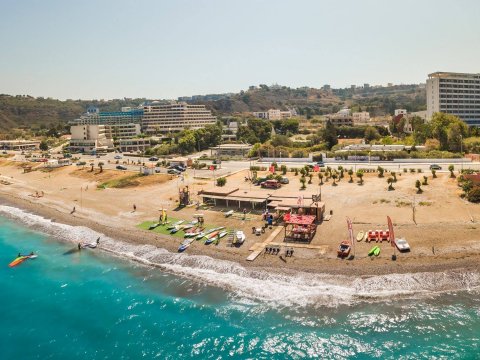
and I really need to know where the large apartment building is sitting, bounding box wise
[427,72,480,126]
[141,102,217,134]
[69,125,114,152]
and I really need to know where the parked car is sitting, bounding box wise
[254,177,268,185]
[260,180,281,189]
[114,155,122,160]
[76,161,86,166]
[116,165,127,170]
[213,159,221,164]
[168,169,181,175]
[429,164,442,170]
[174,165,186,172]
[394,238,411,252]
[279,176,289,184]
[316,162,325,167]
[149,157,159,161]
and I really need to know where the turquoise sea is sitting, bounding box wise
[1,208,480,359]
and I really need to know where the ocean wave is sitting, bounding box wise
[1,204,479,308]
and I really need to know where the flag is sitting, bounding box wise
[313,165,319,172]
[387,216,395,247]
[209,165,215,171]
[269,165,275,173]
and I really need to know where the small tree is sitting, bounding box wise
[377,166,384,178]
[326,166,331,176]
[348,169,354,183]
[356,170,364,185]
[331,173,338,186]
[391,171,397,182]
[431,169,437,178]
[448,165,455,178]
[39,140,49,151]
[90,163,94,172]
[281,165,287,175]
[318,172,324,185]
[415,179,422,193]
[308,174,313,184]
[98,162,104,173]
[300,176,306,190]
[387,177,394,191]
[294,168,299,176]
[300,168,306,177]
[422,176,428,185]
[216,177,227,187]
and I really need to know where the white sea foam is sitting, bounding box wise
[1,204,479,308]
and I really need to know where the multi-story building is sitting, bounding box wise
[253,109,294,120]
[394,109,408,116]
[118,138,151,153]
[427,72,480,126]
[71,108,143,139]
[352,111,370,124]
[69,125,114,153]
[141,101,217,134]
[326,108,353,126]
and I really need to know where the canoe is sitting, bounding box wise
[170,225,184,234]
[178,239,194,252]
[356,231,364,242]
[149,223,160,230]
[368,245,379,256]
[373,247,381,256]
[218,231,228,239]
[167,220,184,230]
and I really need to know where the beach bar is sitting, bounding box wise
[283,214,317,243]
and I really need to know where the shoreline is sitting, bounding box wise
[1,189,479,278]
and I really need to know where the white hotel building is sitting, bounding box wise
[141,101,217,134]
[427,72,480,126]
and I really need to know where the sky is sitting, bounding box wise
[1,0,479,100]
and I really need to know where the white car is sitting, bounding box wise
[394,238,410,252]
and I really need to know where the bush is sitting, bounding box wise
[216,177,227,187]
[467,186,480,203]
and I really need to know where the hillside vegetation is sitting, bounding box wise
[0,84,426,131]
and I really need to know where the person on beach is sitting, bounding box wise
[77,243,81,250]
[71,206,76,214]
[96,237,100,244]
[243,208,247,220]
[133,204,137,212]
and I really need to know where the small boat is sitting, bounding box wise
[195,232,206,240]
[337,241,351,258]
[182,224,194,231]
[170,225,184,234]
[178,239,194,252]
[148,223,160,230]
[167,220,184,230]
[234,230,246,245]
[224,210,234,217]
[204,231,220,244]
[9,254,37,268]
[373,247,381,256]
[356,231,364,242]
[81,242,97,249]
[368,245,379,256]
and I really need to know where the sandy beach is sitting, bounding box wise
[1,158,479,277]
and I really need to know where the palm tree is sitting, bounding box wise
[391,171,397,182]
[431,169,437,178]
[448,165,455,178]
[98,162,104,173]
[300,176,306,190]
[377,166,384,178]
[331,173,338,186]
[348,169,354,183]
[415,179,422,193]
[318,172,324,185]
[90,163,94,172]
[356,170,364,185]
[308,174,313,184]
[387,177,394,191]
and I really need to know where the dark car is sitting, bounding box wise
[429,164,442,170]
[168,169,181,175]
[149,157,159,162]
[116,165,127,170]
[316,162,325,167]
[174,165,186,172]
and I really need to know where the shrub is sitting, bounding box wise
[216,177,227,187]
[422,176,428,185]
[403,168,408,173]
[467,186,480,203]
[415,179,422,193]
[448,165,455,178]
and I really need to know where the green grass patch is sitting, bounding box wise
[137,218,219,240]
[98,174,143,189]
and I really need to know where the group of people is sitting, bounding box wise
[262,211,274,227]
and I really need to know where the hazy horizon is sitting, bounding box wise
[1,0,479,100]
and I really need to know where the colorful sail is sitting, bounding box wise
[387,216,395,247]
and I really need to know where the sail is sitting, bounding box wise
[346,217,354,246]
[387,216,395,247]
